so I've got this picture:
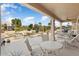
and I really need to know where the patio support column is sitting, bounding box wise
[60,22,62,32]
[51,18,56,41]
[71,22,74,31]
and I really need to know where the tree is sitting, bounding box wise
[47,22,51,30]
[38,22,42,26]
[27,24,33,31]
[48,23,51,26]
[11,18,22,31]
[38,22,42,31]
[29,24,33,29]
[3,24,7,31]
[11,18,22,27]
[34,24,39,33]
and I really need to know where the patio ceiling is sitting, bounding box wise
[23,3,79,22]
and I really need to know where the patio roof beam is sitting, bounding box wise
[22,3,62,22]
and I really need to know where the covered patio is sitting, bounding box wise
[23,3,79,41]
[22,3,79,56]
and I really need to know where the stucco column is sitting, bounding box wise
[71,22,74,31]
[60,22,62,32]
[51,18,56,41]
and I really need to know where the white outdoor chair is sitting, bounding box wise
[41,32,49,41]
[63,34,79,48]
[67,31,74,39]
[76,34,79,42]
[56,34,69,41]
[77,30,79,34]
[56,30,74,41]
[25,38,44,56]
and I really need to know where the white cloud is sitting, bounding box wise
[1,16,35,26]
[1,4,18,16]
[1,11,11,16]
[1,17,14,26]
[40,16,50,26]
[41,16,49,21]
[1,4,17,11]
[22,16,35,25]
[25,17,34,20]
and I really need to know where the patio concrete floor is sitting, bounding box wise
[1,36,79,56]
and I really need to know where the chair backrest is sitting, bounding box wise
[70,34,79,43]
[25,38,32,52]
[76,34,79,41]
[68,31,73,35]
[77,31,79,34]
[67,31,74,39]
[41,33,49,41]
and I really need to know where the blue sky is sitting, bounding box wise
[1,3,68,27]
[1,3,51,26]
